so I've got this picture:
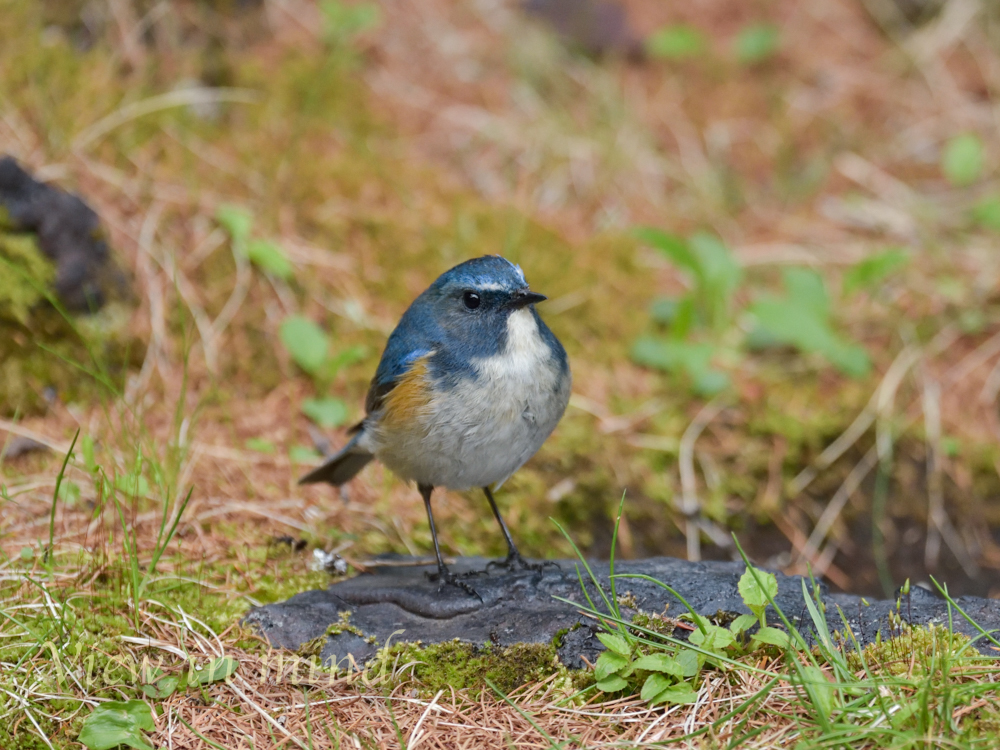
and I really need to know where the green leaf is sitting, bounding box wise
[245,438,276,454]
[738,565,778,623]
[752,626,791,648]
[655,685,699,705]
[634,228,699,277]
[676,648,701,677]
[640,672,674,703]
[843,248,909,296]
[971,195,1000,231]
[689,623,736,652]
[321,0,381,44]
[688,232,742,331]
[734,24,780,64]
[630,338,713,375]
[632,653,684,676]
[280,316,329,376]
[326,344,368,379]
[729,613,757,635]
[649,297,678,325]
[646,25,707,60]
[692,369,730,396]
[596,631,631,657]
[78,700,155,750]
[115,472,149,498]
[595,674,629,692]
[301,397,349,428]
[594,650,628,680]
[749,269,871,377]
[246,239,293,280]
[141,675,178,700]
[216,204,253,241]
[289,445,322,464]
[942,133,984,186]
[794,665,834,718]
[191,656,239,685]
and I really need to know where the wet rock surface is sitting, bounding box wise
[0,155,125,312]
[245,556,1000,669]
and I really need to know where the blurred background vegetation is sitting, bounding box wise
[3,0,1000,607]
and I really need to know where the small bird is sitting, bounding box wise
[300,255,571,593]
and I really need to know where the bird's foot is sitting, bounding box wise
[425,568,484,601]
[486,552,560,574]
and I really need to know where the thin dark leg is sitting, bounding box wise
[420,484,481,599]
[483,487,558,573]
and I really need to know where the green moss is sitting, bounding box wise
[846,624,984,677]
[377,639,566,696]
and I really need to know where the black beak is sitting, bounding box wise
[510,290,547,309]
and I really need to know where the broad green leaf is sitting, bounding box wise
[78,700,155,750]
[632,653,684,676]
[734,24,780,64]
[738,565,778,623]
[676,648,701,677]
[326,344,368,378]
[649,297,678,325]
[190,656,239,685]
[942,133,983,186]
[752,626,791,648]
[630,338,713,376]
[594,650,628,680]
[689,623,736,652]
[115,472,149,498]
[646,25,708,60]
[246,239,293,280]
[280,316,330,376]
[782,268,829,318]
[245,438,276,454]
[640,672,674,703]
[971,195,1000,231]
[596,631,631,657]
[688,232,741,331]
[216,204,253,241]
[729,613,757,635]
[301,397,349,428]
[693,369,730,396]
[595,674,629,692]
[141,675,178,700]
[634,227,700,278]
[843,249,909,296]
[655,685,699,705]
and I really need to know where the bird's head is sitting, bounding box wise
[420,255,548,355]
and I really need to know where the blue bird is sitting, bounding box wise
[299,255,571,593]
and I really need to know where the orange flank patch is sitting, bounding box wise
[380,354,434,428]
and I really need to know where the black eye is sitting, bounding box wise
[462,291,481,310]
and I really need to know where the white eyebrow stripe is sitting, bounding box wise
[475,282,506,291]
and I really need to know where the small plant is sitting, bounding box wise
[634,228,882,390]
[216,204,294,281]
[645,25,708,60]
[279,314,366,429]
[733,23,780,65]
[320,0,381,48]
[748,267,871,377]
[942,133,984,187]
[78,700,155,750]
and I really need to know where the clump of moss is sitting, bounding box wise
[846,624,984,677]
[379,639,565,696]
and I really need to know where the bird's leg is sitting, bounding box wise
[420,484,482,599]
[483,486,559,573]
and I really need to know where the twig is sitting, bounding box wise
[678,397,729,562]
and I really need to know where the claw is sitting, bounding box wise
[486,553,560,574]
[426,568,484,601]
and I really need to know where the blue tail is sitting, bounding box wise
[298,432,373,486]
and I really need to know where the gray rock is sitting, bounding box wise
[244,556,1000,669]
